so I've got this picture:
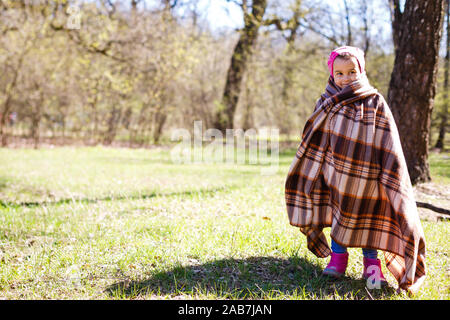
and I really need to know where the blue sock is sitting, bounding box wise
[332,239,378,259]
[362,248,378,259]
[331,239,347,253]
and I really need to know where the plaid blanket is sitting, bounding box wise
[285,76,426,294]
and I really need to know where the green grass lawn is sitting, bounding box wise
[0,146,448,299]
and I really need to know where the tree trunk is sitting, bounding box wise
[278,1,303,136]
[343,0,352,45]
[387,0,445,184]
[214,0,267,132]
[242,76,255,131]
[360,0,370,55]
[435,0,449,150]
[152,107,167,145]
[29,89,43,150]
[103,105,122,145]
[0,59,23,147]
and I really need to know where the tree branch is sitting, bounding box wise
[343,0,352,45]
[297,20,340,46]
[388,0,403,49]
[262,17,284,30]
[416,201,450,216]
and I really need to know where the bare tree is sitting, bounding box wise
[388,0,445,184]
[343,0,352,45]
[435,0,449,150]
[214,0,268,132]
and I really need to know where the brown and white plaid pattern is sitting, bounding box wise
[285,76,426,294]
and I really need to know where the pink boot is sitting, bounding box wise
[322,252,349,278]
[363,257,388,287]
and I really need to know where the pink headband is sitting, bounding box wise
[327,46,365,77]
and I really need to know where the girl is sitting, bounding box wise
[285,46,426,295]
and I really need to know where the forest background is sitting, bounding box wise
[0,0,447,152]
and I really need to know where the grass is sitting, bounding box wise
[0,146,448,300]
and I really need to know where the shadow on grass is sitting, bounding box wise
[0,185,240,209]
[105,256,398,300]
[0,177,7,191]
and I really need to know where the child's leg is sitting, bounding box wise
[362,248,378,259]
[362,248,387,286]
[324,239,349,278]
[332,240,378,259]
[331,239,347,253]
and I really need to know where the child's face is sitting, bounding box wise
[333,56,361,88]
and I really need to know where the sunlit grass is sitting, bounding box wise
[0,146,448,299]
[428,152,450,184]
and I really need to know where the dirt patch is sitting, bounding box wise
[414,182,450,222]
